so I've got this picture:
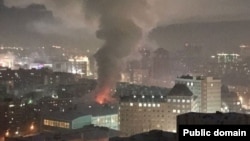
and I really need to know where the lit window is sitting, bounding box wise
[139,103,142,107]
[157,104,160,107]
[187,100,190,103]
[177,99,180,102]
[191,82,193,86]
[177,110,180,113]
[148,103,151,107]
[130,103,133,106]
[161,96,163,99]
[143,103,147,107]
[187,82,190,86]
[167,99,171,102]
[133,95,136,98]
[173,99,176,102]
[142,95,145,98]
[211,83,213,87]
[152,104,156,107]
[182,99,185,103]
[173,109,176,113]
[152,95,154,98]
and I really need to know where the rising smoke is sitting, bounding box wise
[84,0,156,104]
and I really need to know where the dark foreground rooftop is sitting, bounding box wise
[110,130,177,141]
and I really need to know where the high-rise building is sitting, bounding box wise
[152,48,169,80]
[68,56,90,77]
[139,47,151,70]
[217,53,240,63]
[130,68,150,85]
[175,75,221,113]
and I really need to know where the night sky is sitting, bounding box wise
[1,0,250,54]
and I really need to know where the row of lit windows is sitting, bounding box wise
[122,102,161,107]
[181,81,215,88]
[172,109,181,113]
[133,95,164,99]
[167,99,190,103]
[138,103,160,107]
[43,119,70,129]
[172,109,191,113]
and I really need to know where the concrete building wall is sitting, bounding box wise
[119,101,167,136]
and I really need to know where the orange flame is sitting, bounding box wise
[95,86,114,105]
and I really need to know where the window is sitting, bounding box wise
[191,82,193,86]
[157,104,160,107]
[139,103,142,107]
[130,103,133,106]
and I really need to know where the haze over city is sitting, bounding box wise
[1,0,250,141]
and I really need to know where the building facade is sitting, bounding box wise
[118,82,199,136]
[118,84,169,136]
[175,75,221,113]
[166,84,199,132]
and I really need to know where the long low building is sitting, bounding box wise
[42,103,118,132]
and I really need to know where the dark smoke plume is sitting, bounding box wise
[84,0,149,104]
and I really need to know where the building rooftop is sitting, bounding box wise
[117,83,169,96]
[110,130,177,141]
[177,75,204,80]
[43,103,118,121]
[117,83,169,102]
[6,125,120,141]
[119,94,167,103]
[168,84,193,96]
[177,112,250,125]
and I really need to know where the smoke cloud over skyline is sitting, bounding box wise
[2,0,250,103]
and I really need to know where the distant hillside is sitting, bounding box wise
[149,20,250,54]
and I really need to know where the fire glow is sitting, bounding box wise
[95,86,114,105]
